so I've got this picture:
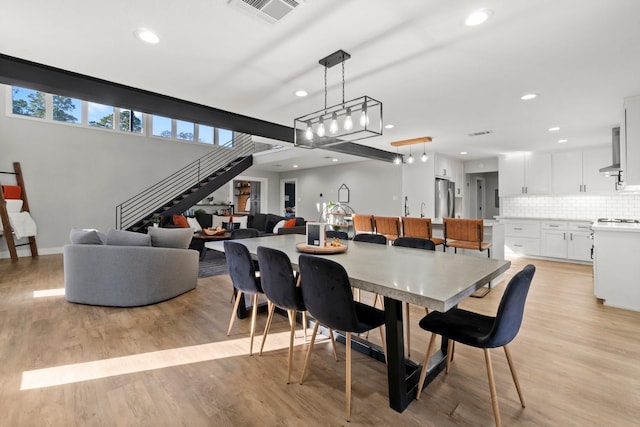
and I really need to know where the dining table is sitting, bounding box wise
[205,234,511,412]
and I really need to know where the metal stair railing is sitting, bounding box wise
[116,133,254,230]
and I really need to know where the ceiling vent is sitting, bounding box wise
[468,130,493,137]
[228,0,303,23]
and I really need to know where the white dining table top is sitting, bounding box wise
[206,234,511,312]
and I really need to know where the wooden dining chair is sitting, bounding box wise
[298,254,387,422]
[392,237,435,358]
[373,216,401,242]
[224,240,264,356]
[401,217,445,250]
[416,264,536,427]
[443,218,491,257]
[352,214,374,234]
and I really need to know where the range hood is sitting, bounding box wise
[599,127,621,173]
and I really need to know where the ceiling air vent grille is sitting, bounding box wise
[229,0,303,23]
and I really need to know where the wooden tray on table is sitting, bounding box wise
[295,242,348,254]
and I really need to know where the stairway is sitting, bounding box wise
[117,133,254,232]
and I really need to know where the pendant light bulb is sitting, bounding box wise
[344,107,353,130]
[317,116,325,137]
[305,121,313,141]
[359,103,368,127]
[407,146,414,164]
[421,142,428,162]
[393,148,401,165]
[330,112,338,134]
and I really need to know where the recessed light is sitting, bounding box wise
[520,93,538,101]
[548,126,560,132]
[292,164,299,168]
[465,9,492,26]
[558,139,568,143]
[295,90,308,97]
[460,151,468,155]
[134,28,159,44]
[385,124,395,129]
[332,158,339,162]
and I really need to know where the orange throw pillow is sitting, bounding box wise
[284,218,297,228]
[172,215,189,228]
[1,185,21,199]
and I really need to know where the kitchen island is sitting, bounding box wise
[592,221,640,312]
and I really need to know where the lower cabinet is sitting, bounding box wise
[504,219,592,262]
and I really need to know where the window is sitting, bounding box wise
[88,102,114,128]
[53,95,81,123]
[152,115,172,138]
[218,128,233,145]
[119,108,143,133]
[198,124,214,144]
[176,120,194,141]
[12,87,45,118]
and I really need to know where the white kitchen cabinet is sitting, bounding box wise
[541,221,592,262]
[621,95,640,189]
[504,219,541,256]
[435,154,455,179]
[454,161,465,197]
[552,148,613,195]
[499,153,551,196]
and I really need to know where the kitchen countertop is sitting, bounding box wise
[431,218,501,227]
[591,222,640,232]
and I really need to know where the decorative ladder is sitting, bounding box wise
[0,162,38,263]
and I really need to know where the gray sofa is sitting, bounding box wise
[63,228,198,307]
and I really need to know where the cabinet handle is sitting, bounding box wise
[549,225,559,228]
[514,227,523,231]
[570,233,573,240]
[583,184,586,192]
[443,168,447,176]
[514,244,523,247]
[563,232,566,240]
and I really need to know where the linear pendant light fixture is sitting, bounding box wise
[294,49,383,148]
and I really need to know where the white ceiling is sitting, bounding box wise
[2,0,640,171]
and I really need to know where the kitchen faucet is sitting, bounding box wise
[404,196,409,216]
[420,202,426,218]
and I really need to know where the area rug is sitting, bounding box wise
[198,250,228,278]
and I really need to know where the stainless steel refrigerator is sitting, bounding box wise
[435,178,455,218]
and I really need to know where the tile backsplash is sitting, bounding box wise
[500,193,640,219]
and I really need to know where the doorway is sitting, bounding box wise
[281,179,297,217]
[475,177,486,219]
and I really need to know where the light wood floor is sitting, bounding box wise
[1,254,639,426]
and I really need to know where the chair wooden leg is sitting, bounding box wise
[345,331,352,422]
[249,294,259,356]
[484,348,502,427]
[405,302,411,358]
[416,333,437,400]
[259,302,276,356]
[445,339,454,373]
[302,311,308,341]
[287,309,296,384]
[504,345,525,408]
[329,329,339,361]
[227,290,244,336]
[300,321,320,384]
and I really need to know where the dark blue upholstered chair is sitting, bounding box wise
[416,264,536,427]
[298,254,387,422]
[257,246,319,383]
[393,236,436,357]
[224,240,263,356]
[326,230,349,240]
[353,233,387,245]
[393,236,436,251]
[230,228,259,239]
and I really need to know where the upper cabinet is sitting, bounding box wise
[622,95,640,189]
[552,147,614,195]
[499,153,551,196]
[434,154,454,179]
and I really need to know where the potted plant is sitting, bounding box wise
[150,216,160,228]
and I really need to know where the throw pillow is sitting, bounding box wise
[212,215,228,229]
[172,215,189,228]
[5,199,23,213]
[147,227,193,249]
[1,185,21,199]
[186,216,202,232]
[69,228,105,245]
[271,219,286,234]
[284,218,297,228]
[106,229,151,246]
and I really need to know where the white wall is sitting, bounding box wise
[402,153,436,218]
[280,159,403,221]
[1,86,222,257]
